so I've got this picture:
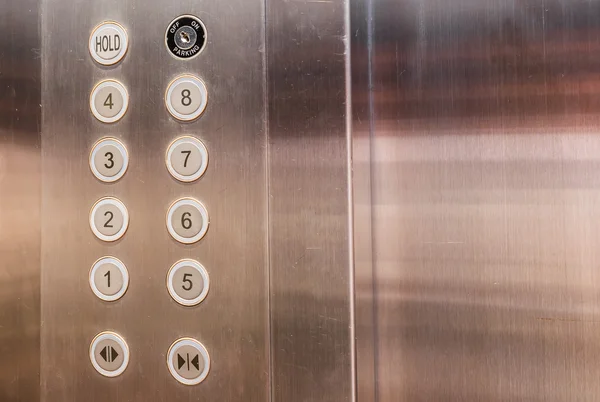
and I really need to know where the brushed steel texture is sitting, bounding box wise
[41,1,268,401]
[266,0,354,401]
[0,1,41,401]
[354,0,600,401]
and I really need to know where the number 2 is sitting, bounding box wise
[104,92,114,109]
[104,211,114,228]
[182,273,193,291]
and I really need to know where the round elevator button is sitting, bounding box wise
[165,15,207,60]
[166,136,208,182]
[167,338,210,385]
[90,137,129,182]
[89,257,129,302]
[90,197,129,242]
[167,259,209,306]
[89,21,129,66]
[166,198,209,244]
[90,79,129,123]
[165,75,208,122]
[90,331,129,377]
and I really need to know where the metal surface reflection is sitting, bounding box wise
[354,0,600,400]
[0,1,41,402]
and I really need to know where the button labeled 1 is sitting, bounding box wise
[166,198,209,244]
[90,79,129,123]
[89,21,129,66]
[167,259,209,306]
[165,75,208,121]
[90,197,129,242]
[90,257,129,302]
[167,338,210,385]
[90,331,129,377]
[166,136,208,182]
[90,137,129,182]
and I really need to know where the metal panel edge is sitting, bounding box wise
[0,1,42,401]
[266,0,354,401]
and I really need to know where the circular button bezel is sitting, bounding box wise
[166,198,209,244]
[90,197,129,242]
[167,338,210,385]
[90,79,129,123]
[165,136,209,182]
[90,331,130,378]
[165,75,208,122]
[167,259,210,306]
[89,137,129,183]
[165,15,207,60]
[89,256,129,302]
[89,21,129,66]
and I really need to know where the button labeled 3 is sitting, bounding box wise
[166,136,208,182]
[89,21,129,66]
[90,331,129,377]
[166,198,209,244]
[90,79,129,123]
[90,137,129,182]
[90,257,129,302]
[90,197,129,242]
[165,75,208,122]
[167,259,209,306]
[167,338,210,385]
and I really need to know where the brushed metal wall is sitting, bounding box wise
[0,1,41,402]
[354,0,600,401]
[41,1,268,401]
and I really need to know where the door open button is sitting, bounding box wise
[90,331,129,377]
[167,338,210,385]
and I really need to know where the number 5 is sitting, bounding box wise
[182,273,193,291]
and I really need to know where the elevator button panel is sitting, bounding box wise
[89,21,129,66]
[166,136,208,182]
[90,197,129,242]
[167,259,210,306]
[167,338,210,385]
[90,257,129,302]
[90,332,130,377]
[166,198,209,244]
[165,75,208,121]
[90,137,129,182]
[90,79,129,123]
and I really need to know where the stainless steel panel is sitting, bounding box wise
[267,1,354,401]
[0,1,41,402]
[41,1,268,401]
[355,0,600,400]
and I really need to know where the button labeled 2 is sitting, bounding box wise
[90,79,129,123]
[90,197,129,242]
[166,198,209,244]
[166,136,208,182]
[90,257,129,302]
[90,137,129,182]
[165,75,208,121]
[167,338,210,385]
[167,259,209,306]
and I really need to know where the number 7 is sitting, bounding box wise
[181,150,191,167]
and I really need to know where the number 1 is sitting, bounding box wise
[104,270,111,288]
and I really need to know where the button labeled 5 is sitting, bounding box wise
[90,137,129,182]
[165,75,208,121]
[90,79,129,123]
[167,259,209,306]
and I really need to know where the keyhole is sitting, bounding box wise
[180,31,190,44]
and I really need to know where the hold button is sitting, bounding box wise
[89,21,129,66]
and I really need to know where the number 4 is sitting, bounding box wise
[104,93,114,109]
